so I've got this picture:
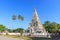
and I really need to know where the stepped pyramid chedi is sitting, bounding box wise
[29,8,46,33]
[25,8,50,38]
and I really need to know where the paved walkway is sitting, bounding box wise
[0,35,20,40]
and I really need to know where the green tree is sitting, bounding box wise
[18,15,21,27]
[21,16,24,22]
[15,28,24,35]
[50,22,58,33]
[12,15,16,32]
[12,15,16,20]
[57,24,60,29]
[43,21,50,27]
[43,21,51,32]
[43,21,58,33]
[18,15,24,23]
[8,29,12,33]
[0,25,6,32]
[18,15,24,32]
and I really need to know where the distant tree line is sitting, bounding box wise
[43,21,60,34]
[0,20,60,35]
[0,24,24,33]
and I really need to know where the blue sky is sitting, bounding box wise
[0,0,60,29]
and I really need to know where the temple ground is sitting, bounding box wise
[0,35,19,40]
[0,35,60,40]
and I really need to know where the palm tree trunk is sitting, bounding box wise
[18,20,20,33]
[12,20,14,33]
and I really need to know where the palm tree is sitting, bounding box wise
[18,15,24,26]
[21,16,24,22]
[12,15,16,32]
[18,15,24,32]
[12,15,16,20]
[21,16,24,31]
[18,15,21,28]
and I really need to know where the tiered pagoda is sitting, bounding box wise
[29,8,46,33]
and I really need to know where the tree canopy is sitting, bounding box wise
[43,21,60,33]
[0,24,6,32]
